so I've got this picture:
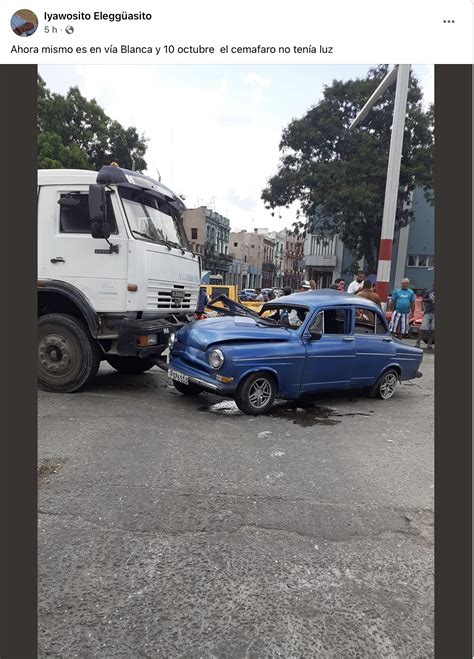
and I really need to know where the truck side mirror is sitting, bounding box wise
[89,184,111,240]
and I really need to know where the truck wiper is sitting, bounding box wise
[131,230,172,250]
[165,240,186,255]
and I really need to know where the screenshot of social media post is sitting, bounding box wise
[0,1,472,657]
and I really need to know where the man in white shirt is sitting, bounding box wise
[347,270,366,294]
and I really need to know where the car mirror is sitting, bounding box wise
[310,329,323,340]
[89,184,110,240]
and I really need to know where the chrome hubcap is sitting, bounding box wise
[380,373,397,399]
[248,378,272,409]
[39,333,74,376]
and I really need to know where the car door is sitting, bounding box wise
[351,306,396,387]
[301,306,355,392]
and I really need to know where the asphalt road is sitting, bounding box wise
[38,345,434,658]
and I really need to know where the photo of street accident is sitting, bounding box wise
[37,64,434,656]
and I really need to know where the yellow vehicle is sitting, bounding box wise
[199,285,265,314]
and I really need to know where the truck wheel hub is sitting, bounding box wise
[39,335,73,375]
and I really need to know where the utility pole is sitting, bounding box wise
[350,64,411,309]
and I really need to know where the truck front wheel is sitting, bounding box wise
[106,356,156,374]
[38,314,101,393]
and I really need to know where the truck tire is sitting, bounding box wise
[38,313,100,393]
[106,356,156,374]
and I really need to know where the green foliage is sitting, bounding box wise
[37,75,148,172]
[262,66,434,273]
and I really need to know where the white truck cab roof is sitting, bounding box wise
[38,169,97,186]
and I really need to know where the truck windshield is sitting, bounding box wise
[119,187,188,248]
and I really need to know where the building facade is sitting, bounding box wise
[182,206,232,282]
[284,232,305,289]
[303,188,434,291]
[229,230,264,289]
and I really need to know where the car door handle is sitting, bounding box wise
[342,337,354,342]
[50,257,65,264]
[382,337,392,342]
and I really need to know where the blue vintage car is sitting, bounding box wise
[167,290,423,415]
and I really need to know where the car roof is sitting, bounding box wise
[266,288,381,310]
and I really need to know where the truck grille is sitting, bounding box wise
[147,284,195,311]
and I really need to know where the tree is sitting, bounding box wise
[261,66,434,273]
[37,75,148,172]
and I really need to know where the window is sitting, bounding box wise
[59,192,117,234]
[354,308,376,334]
[234,242,238,247]
[310,308,350,335]
[191,228,198,239]
[407,254,435,268]
[251,244,255,249]
[375,314,388,334]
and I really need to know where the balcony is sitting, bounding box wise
[304,254,337,267]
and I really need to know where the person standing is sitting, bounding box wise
[309,279,317,290]
[255,288,264,302]
[356,280,381,306]
[195,287,209,319]
[389,278,416,339]
[334,278,345,291]
[347,271,365,294]
[416,282,435,349]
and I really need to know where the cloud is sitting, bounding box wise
[244,72,271,90]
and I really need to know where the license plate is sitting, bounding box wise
[168,369,188,385]
[171,290,186,300]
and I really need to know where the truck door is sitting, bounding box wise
[39,184,128,312]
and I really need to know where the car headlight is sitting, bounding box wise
[168,333,176,351]
[208,348,224,370]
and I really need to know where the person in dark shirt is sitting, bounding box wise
[416,282,435,349]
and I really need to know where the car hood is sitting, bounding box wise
[177,315,291,350]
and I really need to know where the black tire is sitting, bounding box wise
[369,368,399,400]
[38,313,100,393]
[235,371,276,415]
[106,355,156,374]
[173,380,203,396]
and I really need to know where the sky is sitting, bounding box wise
[39,64,434,233]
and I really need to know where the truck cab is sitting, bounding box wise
[38,165,200,392]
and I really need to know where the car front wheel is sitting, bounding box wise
[235,372,276,415]
[370,368,399,400]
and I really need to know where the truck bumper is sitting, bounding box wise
[117,318,183,358]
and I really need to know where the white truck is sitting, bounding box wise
[38,164,201,392]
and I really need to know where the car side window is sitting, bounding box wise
[310,308,349,335]
[59,192,118,234]
[375,313,388,334]
[354,308,376,334]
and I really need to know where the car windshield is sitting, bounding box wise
[119,187,188,248]
[261,304,309,329]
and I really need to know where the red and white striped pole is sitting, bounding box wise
[375,64,411,309]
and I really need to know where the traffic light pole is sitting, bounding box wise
[349,64,411,309]
[375,64,410,309]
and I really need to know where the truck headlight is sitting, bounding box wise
[168,333,176,351]
[209,349,224,370]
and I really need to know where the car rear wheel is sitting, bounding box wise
[235,372,276,415]
[173,380,203,396]
[369,368,399,400]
